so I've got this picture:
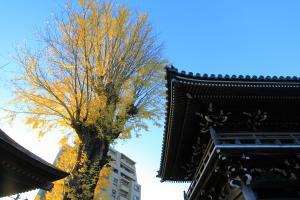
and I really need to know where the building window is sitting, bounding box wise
[133,195,140,200]
[112,189,116,197]
[113,168,118,174]
[134,184,140,192]
[121,154,135,166]
[120,178,129,187]
[120,163,135,175]
[121,173,132,181]
[113,178,118,186]
[119,190,128,198]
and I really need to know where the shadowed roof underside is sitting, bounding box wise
[158,66,300,181]
[0,129,69,197]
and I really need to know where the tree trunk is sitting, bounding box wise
[63,127,110,200]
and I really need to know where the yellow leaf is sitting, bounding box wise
[59,136,69,147]
[32,121,39,129]
[38,130,46,138]
[78,0,85,7]
[25,118,34,125]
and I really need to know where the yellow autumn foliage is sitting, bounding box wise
[13,0,164,197]
[93,166,112,200]
[35,136,112,200]
[12,0,165,142]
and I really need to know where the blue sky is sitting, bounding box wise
[123,0,300,76]
[1,1,300,200]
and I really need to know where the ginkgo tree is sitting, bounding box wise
[35,136,112,200]
[11,0,165,199]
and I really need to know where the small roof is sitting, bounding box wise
[158,66,300,181]
[0,129,69,197]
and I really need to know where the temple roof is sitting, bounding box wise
[158,66,300,181]
[0,129,69,197]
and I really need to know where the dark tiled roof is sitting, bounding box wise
[166,66,300,82]
[0,129,69,197]
[158,66,300,181]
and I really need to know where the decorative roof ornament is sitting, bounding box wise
[243,109,267,131]
[195,103,231,133]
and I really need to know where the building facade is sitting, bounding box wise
[103,148,141,200]
[36,147,141,200]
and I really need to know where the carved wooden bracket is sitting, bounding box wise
[196,103,231,133]
[243,109,267,131]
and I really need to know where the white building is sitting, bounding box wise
[103,148,141,200]
[36,147,141,200]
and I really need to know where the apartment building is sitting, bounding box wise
[103,148,141,200]
[35,147,141,200]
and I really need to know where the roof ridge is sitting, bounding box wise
[165,65,300,82]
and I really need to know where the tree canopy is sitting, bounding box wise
[11,0,165,199]
[14,0,165,140]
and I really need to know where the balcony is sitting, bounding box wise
[120,184,129,192]
[119,196,128,200]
